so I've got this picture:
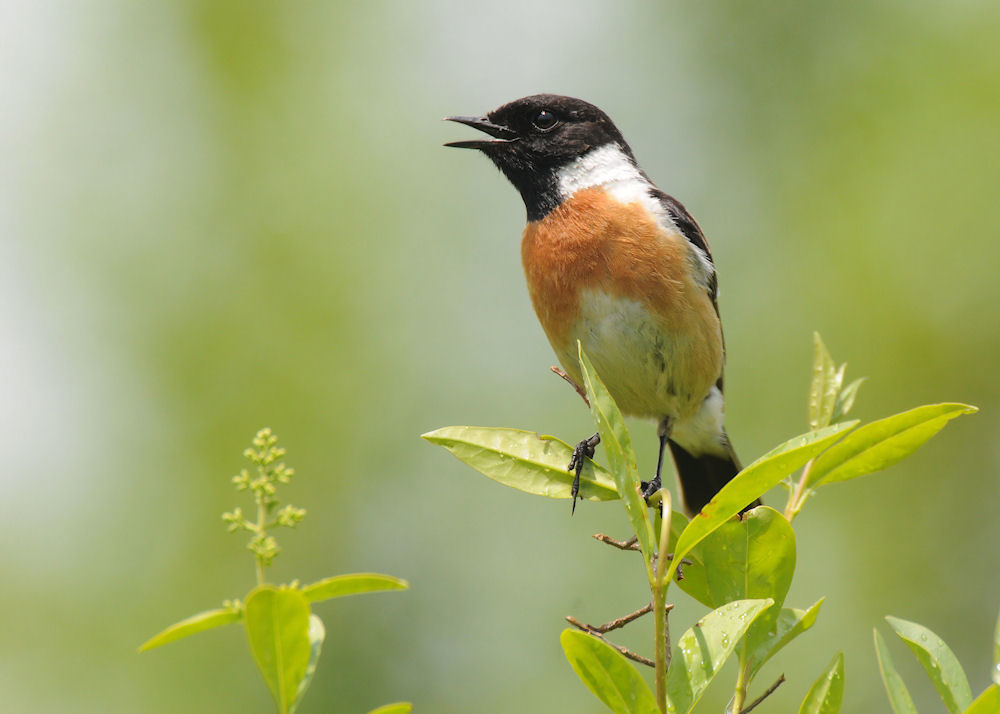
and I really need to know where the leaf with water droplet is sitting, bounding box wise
[698,506,796,675]
[666,598,773,713]
[422,426,619,501]
[668,422,855,581]
[747,599,825,680]
[798,652,845,714]
[886,615,972,714]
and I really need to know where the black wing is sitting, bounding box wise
[649,188,718,303]
[650,187,726,392]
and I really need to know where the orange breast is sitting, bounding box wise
[520,187,723,419]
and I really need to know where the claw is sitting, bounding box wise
[568,432,600,514]
[640,476,664,517]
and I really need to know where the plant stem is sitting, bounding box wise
[653,490,673,712]
[653,584,668,711]
[255,492,266,585]
[784,458,815,522]
[730,662,750,713]
[654,493,672,584]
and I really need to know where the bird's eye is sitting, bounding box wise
[532,109,558,131]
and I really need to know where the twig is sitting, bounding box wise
[551,366,590,407]
[565,616,655,667]
[742,674,786,713]
[594,533,641,551]
[674,557,693,582]
[595,603,656,633]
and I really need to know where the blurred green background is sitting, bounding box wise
[3,1,998,711]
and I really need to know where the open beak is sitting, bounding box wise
[444,115,517,149]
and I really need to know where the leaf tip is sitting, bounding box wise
[884,615,908,634]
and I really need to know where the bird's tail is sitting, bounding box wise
[667,437,761,516]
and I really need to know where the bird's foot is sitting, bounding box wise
[568,432,601,514]
[640,475,661,502]
[640,475,665,516]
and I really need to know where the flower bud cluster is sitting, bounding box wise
[222,428,306,575]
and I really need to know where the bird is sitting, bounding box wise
[445,94,757,517]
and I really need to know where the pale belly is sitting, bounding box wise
[553,288,714,421]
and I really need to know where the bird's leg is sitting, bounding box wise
[641,419,672,503]
[550,365,597,514]
[568,432,601,514]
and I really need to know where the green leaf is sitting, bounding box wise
[668,422,856,579]
[831,377,866,423]
[367,704,414,714]
[886,615,973,714]
[666,598,774,713]
[798,652,845,714]
[698,507,796,661]
[807,403,978,487]
[747,599,825,680]
[138,606,242,652]
[560,629,658,714]
[668,512,713,608]
[245,585,313,714]
[965,685,1000,714]
[291,614,325,713]
[302,573,409,603]
[993,609,1000,687]
[809,333,843,430]
[874,629,918,714]
[421,426,619,501]
[578,343,656,564]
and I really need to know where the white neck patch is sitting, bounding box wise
[554,143,715,288]
[555,144,666,221]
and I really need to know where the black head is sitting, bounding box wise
[446,94,635,220]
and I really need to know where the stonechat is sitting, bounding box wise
[446,94,757,516]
